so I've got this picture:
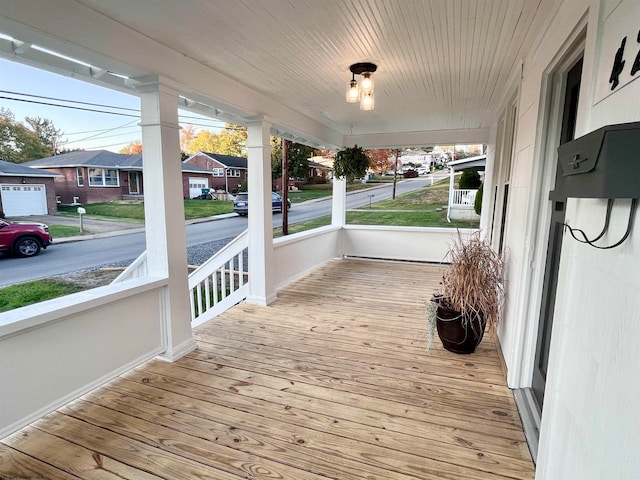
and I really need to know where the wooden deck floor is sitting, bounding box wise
[0,259,534,479]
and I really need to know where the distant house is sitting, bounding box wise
[0,159,62,216]
[24,150,212,204]
[183,152,247,193]
[308,160,332,179]
[446,154,486,222]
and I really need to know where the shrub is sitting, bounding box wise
[459,170,481,189]
[474,183,483,215]
[403,169,419,178]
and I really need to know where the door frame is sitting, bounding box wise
[510,17,588,461]
[128,171,141,195]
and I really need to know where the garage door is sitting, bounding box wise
[0,184,48,216]
[189,177,209,198]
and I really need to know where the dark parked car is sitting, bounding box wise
[233,192,291,216]
[0,219,52,257]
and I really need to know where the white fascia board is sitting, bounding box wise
[0,1,343,148]
[344,128,490,149]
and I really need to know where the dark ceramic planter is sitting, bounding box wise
[435,304,486,354]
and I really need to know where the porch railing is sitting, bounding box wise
[188,229,249,327]
[451,188,478,206]
[112,251,148,283]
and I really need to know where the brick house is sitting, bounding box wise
[24,150,212,204]
[183,152,247,193]
[0,159,61,216]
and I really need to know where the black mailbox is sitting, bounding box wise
[557,122,640,199]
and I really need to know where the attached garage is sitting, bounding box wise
[0,184,48,216]
[0,159,61,216]
[188,177,209,198]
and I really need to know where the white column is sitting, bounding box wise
[136,75,196,361]
[246,119,277,306]
[331,177,347,226]
[447,166,455,222]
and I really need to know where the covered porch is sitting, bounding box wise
[0,259,534,479]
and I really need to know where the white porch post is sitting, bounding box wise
[331,177,347,226]
[136,75,196,361]
[447,166,455,222]
[246,119,277,306]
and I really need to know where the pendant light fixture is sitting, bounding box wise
[345,62,377,110]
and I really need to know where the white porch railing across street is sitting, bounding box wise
[451,188,478,206]
[189,229,249,327]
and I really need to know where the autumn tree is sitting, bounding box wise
[119,141,143,154]
[367,149,394,174]
[0,108,54,162]
[180,124,197,153]
[185,124,247,156]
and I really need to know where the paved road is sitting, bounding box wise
[0,175,447,286]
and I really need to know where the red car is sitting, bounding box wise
[0,219,52,257]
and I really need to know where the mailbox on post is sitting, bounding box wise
[77,206,86,233]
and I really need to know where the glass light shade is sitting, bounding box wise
[346,80,359,103]
[360,90,374,110]
[360,73,373,94]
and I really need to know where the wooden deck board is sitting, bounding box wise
[0,258,535,479]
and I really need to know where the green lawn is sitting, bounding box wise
[274,179,478,236]
[0,279,86,313]
[48,225,87,238]
[58,200,234,221]
[286,190,332,203]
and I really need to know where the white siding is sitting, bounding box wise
[495,0,640,478]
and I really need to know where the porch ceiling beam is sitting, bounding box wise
[344,128,491,149]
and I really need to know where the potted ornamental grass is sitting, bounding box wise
[427,231,505,354]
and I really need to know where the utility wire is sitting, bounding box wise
[0,89,139,112]
[0,96,139,118]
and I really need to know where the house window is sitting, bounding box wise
[76,167,85,186]
[88,168,119,187]
[227,168,241,177]
[212,168,224,177]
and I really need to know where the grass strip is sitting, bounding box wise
[0,279,86,313]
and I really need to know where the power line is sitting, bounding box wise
[66,130,141,145]
[0,89,139,112]
[1,93,247,133]
[0,96,139,118]
[67,120,138,143]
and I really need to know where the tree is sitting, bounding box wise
[0,108,53,162]
[367,149,394,174]
[459,169,482,189]
[180,124,197,153]
[287,142,315,179]
[271,140,316,180]
[270,136,283,180]
[119,141,143,154]
[25,116,65,154]
[185,124,247,156]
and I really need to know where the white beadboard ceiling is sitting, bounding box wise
[1,0,557,145]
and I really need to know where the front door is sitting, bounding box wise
[128,172,140,195]
[532,57,583,409]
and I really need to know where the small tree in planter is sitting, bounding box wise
[333,145,370,182]
[428,232,505,354]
